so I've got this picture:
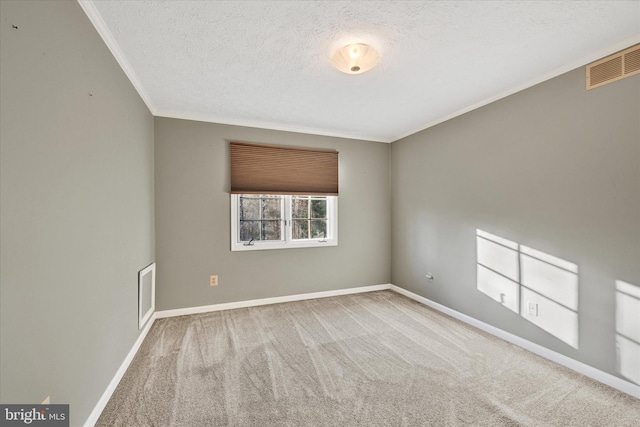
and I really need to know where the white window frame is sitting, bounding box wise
[231,194,338,251]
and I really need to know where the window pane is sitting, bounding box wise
[240,197,260,220]
[262,197,281,219]
[262,220,282,240]
[293,219,309,239]
[311,220,327,239]
[292,197,309,219]
[311,199,327,219]
[240,220,260,241]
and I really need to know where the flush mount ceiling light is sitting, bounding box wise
[332,43,380,74]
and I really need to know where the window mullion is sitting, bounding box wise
[259,196,264,241]
[284,195,291,243]
[307,196,311,239]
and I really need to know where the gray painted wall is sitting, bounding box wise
[2,0,636,422]
[154,118,390,311]
[0,1,154,425]
[391,67,639,383]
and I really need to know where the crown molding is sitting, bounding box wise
[77,0,157,115]
[392,33,640,142]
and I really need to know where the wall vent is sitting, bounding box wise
[587,44,640,90]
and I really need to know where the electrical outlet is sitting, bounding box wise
[209,275,218,286]
[527,301,538,317]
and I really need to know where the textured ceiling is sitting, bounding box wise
[80,1,640,142]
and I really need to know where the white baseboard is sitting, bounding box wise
[389,284,640,399]
[155,284,392,318]
[85,284,390,425]
[84,314,157,427]
[85,282,638,426]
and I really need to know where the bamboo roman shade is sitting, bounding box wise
[230,142,339,195]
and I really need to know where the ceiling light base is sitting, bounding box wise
[332,43,380,75]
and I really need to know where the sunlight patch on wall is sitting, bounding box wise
[477,265,520,313]
[476,232,519,313]
[476,229,579,349]
[615,280,640,385]
[520,249,578,311]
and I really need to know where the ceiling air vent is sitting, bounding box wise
[586,44,640,90]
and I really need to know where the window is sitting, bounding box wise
[231,194,337,251]
[229,141,339,251]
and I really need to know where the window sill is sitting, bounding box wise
[231,239,338,252]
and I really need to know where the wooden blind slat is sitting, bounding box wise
[230,142,339,196]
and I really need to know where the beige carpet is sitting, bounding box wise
[97,290,639,426]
